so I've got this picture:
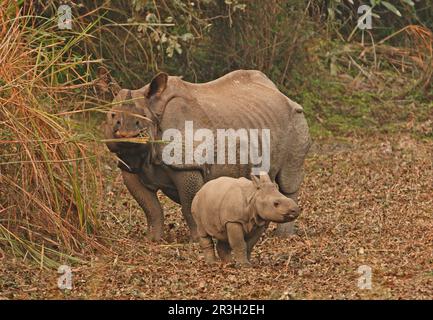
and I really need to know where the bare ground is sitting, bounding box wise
[1,133,432,299]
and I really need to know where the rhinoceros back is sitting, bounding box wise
[157,70,303,180]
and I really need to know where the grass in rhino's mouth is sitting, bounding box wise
[100,136,169,144]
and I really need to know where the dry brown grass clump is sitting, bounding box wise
[0,1,105,268]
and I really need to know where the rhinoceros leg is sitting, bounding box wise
[275,111,311,237]
[276,221,295,236]
[122,171,164,241]
[246,224,268,260]
[199,235,217,263]
[170,170,204,241]
[196,219,216,263]
[226,222,251,267]
[275,167,303,237]
[216,240,232,262]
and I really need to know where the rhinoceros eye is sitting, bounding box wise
[111,113,115,119]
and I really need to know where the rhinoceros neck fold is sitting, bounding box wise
[114,144,153,173]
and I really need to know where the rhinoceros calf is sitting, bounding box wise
[191,173,299,266]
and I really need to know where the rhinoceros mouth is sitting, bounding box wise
[117,133,140,138]
[104,131,151,151]
[283,216,297,222]
[113,129,150,140]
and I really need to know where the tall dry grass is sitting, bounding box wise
[0,1,105,268]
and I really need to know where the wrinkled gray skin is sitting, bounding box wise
[192,173,300,266]
[102,70,311,241]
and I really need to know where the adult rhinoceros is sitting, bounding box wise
[101,70,311,241]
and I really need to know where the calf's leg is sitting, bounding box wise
[226,222,250,266]
[199,235,217,263]
[246,224,268,261]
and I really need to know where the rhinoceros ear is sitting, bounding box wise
[95,66,121,97]
[259,172,272,183]
[251,174,261,188]
[147,72,168,98]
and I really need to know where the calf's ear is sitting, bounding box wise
[251,174,261,188]
[147,72,168,98]
[259,172,272,183]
